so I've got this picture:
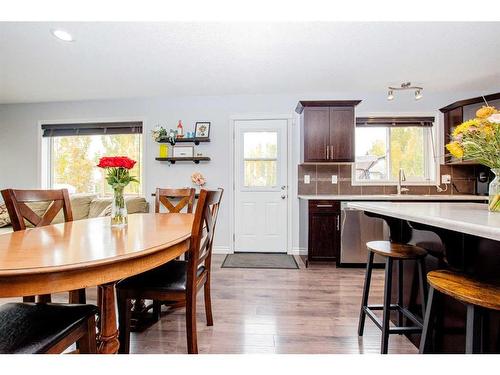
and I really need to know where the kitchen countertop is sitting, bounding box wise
[346,201,500,242]
[298,194,488,201]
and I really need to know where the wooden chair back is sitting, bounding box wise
[155,188,196,213]
[187,188,223,288]
[1,189,73,231]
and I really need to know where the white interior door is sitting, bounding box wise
[234,119,288,253]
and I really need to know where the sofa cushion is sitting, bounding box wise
[0,204,10,227]
[88,196,149,218]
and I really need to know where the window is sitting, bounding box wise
[43,122,142,195]
[353,117,436,185]
[243,131,278,187]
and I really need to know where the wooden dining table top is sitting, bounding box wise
[0,213,194,276]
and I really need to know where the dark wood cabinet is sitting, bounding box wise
[297,100,360,162]
[307,200,340,266]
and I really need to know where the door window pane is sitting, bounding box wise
[244,132,277,158]
[244,160,277,187]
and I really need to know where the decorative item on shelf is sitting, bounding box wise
[97,156,139,227]
[176,120,184,138]
[446,104,500,212]
[159,144,168,158]
[173,146,194,158]
[195,122,211,138]
[196,151,203,157]
[191,172,206,192]
[152,125,176,144]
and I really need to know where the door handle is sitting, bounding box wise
[316,204,333,208]
[326,145,330,160]
[330,145,334,160]
[336,216,340,231]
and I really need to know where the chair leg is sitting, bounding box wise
[381,257,393,354]
[152,300,162,322]
[397,259,404,331]
[69,289,87,304]
[417,259,427,319]
[204,276,214,327]
[465,304,482,354]
[117,294,132,354]
[419,286,437,354]
[185,292,198,354]
[358,251,374,336]
[77,315,98,354]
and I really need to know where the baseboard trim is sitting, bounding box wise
[213,246,232,254]
[290,247,307,256]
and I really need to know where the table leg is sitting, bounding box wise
[97,282,120,354]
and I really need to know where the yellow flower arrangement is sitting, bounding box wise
[446,105,500,211]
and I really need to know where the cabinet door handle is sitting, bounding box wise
[336,216,340,231]
[330,145,334,160]
[326,145,329,160]
[316,204,333,208]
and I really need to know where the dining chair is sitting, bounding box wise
[130,187,197,323]
[1,188,86,304]
[155,187,196,214]
[117,188,223,354]
[0,302,98,354]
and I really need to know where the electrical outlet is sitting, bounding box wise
[304,175,310,184]
[441,174,451,184]
[331,175,338,184]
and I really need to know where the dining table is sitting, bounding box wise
[0,213,193,354]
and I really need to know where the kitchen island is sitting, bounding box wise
[347,201,500,353]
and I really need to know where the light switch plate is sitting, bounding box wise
[331,175,338,184]
[304,175,310,184]
[441,174,451,184]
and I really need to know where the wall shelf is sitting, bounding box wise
[155,156,211,164]
[157,137,210,146]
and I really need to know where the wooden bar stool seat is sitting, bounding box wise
[367,241,428,259]
[358,240,428,354]
[420,270,500,354]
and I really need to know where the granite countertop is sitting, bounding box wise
[298,194,488,201]
[346,201,500,241]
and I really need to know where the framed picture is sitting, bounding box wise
[173,146,194,158]
[195,122,211,138]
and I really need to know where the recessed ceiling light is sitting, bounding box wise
[415,89,423,100]
[387,90,394,101]
[51,29,74,42]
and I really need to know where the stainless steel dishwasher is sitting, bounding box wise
[339,202,388,266]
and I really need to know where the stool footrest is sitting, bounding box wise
[363,304,423,333]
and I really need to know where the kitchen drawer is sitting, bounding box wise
[308,200,340,213]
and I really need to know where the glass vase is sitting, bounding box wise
[111,186,128,226]
[488,169,500,212]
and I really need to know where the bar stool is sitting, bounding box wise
[358,240,428,354]
[419,270,500,354]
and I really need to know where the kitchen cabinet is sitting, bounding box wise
[296,100,361,162]
[307,200,340,266]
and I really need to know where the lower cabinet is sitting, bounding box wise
[307,200,340,266]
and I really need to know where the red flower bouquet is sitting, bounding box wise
[97,156,136,170]
[97,156,139,226]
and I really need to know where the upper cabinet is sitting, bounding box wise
[296,100,361,163]
[440,92,500,165]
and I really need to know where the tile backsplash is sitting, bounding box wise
[298,163,486,196]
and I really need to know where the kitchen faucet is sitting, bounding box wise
[397,168,410,195]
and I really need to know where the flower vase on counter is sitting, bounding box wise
[489,169,500,212]
[97,156,139,227]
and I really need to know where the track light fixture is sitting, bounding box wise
[387,82,423,101]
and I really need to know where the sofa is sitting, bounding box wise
[0,193,149,235]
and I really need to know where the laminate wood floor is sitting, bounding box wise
[1,255,418,354]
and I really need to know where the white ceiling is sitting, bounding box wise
[0,22,499,104]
